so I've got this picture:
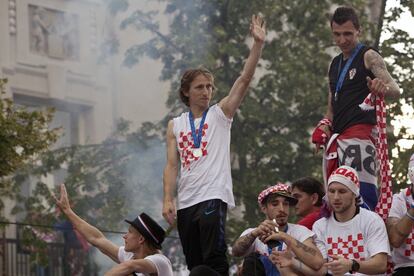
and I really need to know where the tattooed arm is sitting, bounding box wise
[232,219,279,257]
[387,215,414,248]
[232,231,257,257]
[265,233,324,270]
[364,49,400,99]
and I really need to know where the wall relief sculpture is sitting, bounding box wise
[29,5,80,60]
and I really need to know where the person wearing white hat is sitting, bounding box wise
[311,165,390,275]
[232,183,324,276]
[386,153,414,275]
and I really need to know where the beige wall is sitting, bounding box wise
[0,0,115,232]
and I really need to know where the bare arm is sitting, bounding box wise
[324,59,334,122]
[387,213,414,248]
[270,249,327,276]
[325,89,333,121]
[233,220,281,257]
[232,231,257,257]
[293,238,324,270]
[292,259,326,276]
[162,120,179,226]
[313,68,334,153]
[104,259,157,276]
[364,49,400,99]
[54,184,119,262]
[358,253,388,274]
[219,14,266,119]
[326,253,387,275]
[268,234,324,270]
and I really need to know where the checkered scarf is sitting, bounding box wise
[359,93,393,220]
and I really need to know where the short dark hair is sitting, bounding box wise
[330,6,360,30]
[291,177,325,207]
[179,67,216,106]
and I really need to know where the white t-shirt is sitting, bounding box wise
[173,104,234,210]
[312,208,390,276]
[117,246,173,276]
[236,223,315,257]
[388,187,414,269]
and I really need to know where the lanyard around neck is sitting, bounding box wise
[189,109,208,148]
[334,43,363,101]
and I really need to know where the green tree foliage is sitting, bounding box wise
[116,0,372,234]
[380,0,414,188]
[40,120,162,227]
[0,78,58,221]
[12,119,170,268]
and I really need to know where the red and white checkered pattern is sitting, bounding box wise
[177,124,209,170]
[317,118,333,128]
[327,233,366,260]
[404,232,414,257]
[360,93,394,275]
[257,183,291,205]
[360,93,393,220]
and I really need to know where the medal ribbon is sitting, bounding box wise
[335,43,364,100]
[189,108,208,149]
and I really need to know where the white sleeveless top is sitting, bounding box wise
[173,104,234,210]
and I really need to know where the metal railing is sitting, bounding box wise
[0,224,98,276]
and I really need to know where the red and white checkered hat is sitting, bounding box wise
[328,165,360,197]
[409,153,414,184]
[257,183,298,205]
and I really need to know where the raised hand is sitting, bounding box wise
[250,14,266,43]
[53,183,71,214]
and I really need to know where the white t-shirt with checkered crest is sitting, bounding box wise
[313,208,390,276]
[172,104,234,210]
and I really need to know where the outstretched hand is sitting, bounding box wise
[366,76,389,96]
[53,183,71,214]
[250,14,266,43]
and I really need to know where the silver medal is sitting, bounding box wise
[193,148,202,158]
